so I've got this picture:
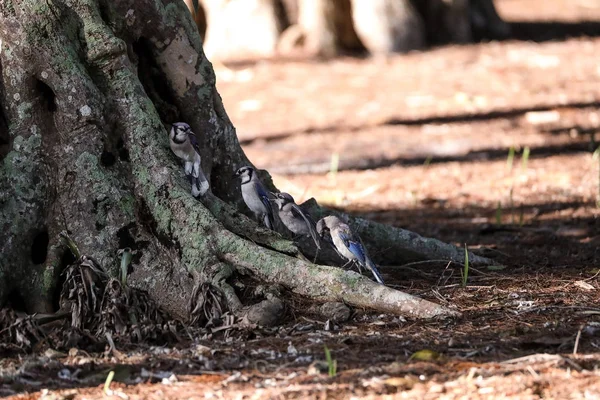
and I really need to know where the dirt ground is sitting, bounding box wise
[3,1,600,399]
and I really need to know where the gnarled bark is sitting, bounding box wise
[0,0,495,323]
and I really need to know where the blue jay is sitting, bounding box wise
[271,192,321,250]
[234,166,274,230]
[169,122,209,197]
[316,216,384,284]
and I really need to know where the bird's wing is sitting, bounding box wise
[256,184,274,217]
[337,230,366,264]
[291,204,321,249]
[187,131,202,155]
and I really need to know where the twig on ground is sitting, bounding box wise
[573,326,583,355]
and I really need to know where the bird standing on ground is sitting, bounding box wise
[169,122,209,197]
[234,166,274,230]
[316,215,384,284]
[271,192,321,249]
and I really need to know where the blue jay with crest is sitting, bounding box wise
[316,215,384,284]
[234,166,274,230]
[271,192,321,250]
[169,122,209,197]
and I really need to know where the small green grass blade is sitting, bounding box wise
[509,187,515,224]
[462,245,469,288]
[328,152,339,179]
[423,155,433,167]
[521,146,530,170]
[324,345,337,377]
[119,248,132,286]
[495,201,502,225]
[506,146,515,170]
[103,370,115,395]
[59,231,81,259]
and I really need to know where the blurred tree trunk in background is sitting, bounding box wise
[469,0,511,41]
[278,0,363,57]
[413,0,472,45]
[184,0,208,39]
[201,0,287,60]
[197,0,510,60]
[351,0,425,54]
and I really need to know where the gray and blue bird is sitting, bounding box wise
[235,166,274,230]
[271,192,321,250]
[316,215,384,284]
[169,122,209,197]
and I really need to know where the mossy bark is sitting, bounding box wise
[0,0,492,321]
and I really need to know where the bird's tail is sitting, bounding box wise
[191,172,210,197]
[308,226,321,250]
[263,213,274,230]
[365,257,385,285]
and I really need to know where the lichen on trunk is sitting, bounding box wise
[0,0,495,323]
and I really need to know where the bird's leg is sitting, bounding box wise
[184,161,193,176]
[192,160,201,178]
[351,261,364,274]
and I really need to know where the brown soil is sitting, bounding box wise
[3,1,600,399]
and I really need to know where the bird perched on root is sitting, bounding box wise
[271,192,321,250]
[169,122,209,197]
[234,166,274,230]
[316,215,384,285]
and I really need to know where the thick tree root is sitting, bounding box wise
[301,200,496,267]
[221,252,459,318]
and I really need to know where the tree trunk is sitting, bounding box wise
[351,0,425,55]
[293,0,362,57]
[201,0,286,61]
[469,0,511,41]
[184,0,208,40]
[198,0,509,59]
[0,0,495,323]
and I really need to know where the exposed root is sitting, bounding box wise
[221,252,460,319]
[302,199,498,267]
